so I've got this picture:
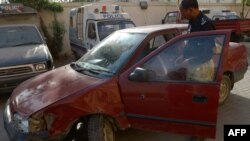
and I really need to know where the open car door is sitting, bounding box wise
[119,30,231,138]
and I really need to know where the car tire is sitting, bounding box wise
[63,119,88,141]
[219,75,231,105]
[88,115,115,141]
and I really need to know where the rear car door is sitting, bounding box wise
[119,30,231,138]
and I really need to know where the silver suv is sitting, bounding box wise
[0,24,54,93]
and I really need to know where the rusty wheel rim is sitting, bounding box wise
[103,120,114,141]
[219,77,230,104]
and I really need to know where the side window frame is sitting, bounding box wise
[139,34,226,83]
[87,22,97,40]
[132,29,179,65]
[146,31,178,53]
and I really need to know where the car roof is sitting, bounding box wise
[118,24,188,34]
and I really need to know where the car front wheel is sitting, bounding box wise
[88,115,115,141]
[219,75,231,105]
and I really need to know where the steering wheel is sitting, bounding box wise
[174,55,193,67]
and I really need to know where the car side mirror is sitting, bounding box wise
[129,67,149,82]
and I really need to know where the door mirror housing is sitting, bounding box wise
[129,67,149,82]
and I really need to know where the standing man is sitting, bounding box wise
[178,0,216,86]
[179,0,215,32]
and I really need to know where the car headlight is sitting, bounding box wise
[13,113,29,133]
[34,63,47,71]
[29,112,56,133]
[11,111,56,134]
[29,112,46,133]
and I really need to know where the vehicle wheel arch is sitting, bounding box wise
[223,71,234,89]
[87,113,120,131]
[63,113,119,141]
[219,72,233,105]
[62,117,87,140]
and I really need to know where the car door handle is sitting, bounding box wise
[140,92,145,100]
[192,95,208,103]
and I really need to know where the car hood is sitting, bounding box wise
[0,44,48,67]
[10,65,105,117]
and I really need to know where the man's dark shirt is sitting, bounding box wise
[188,11,215,32]
[184,11,215,66]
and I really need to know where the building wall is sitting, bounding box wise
[0,0,8,4]
[40,2,250,56]
[0,14,39,26]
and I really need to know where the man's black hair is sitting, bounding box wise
[180,0,199,9]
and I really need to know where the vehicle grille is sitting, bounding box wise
[0,66,33,76]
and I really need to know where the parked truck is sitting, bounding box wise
[69,3,135,58]
[162,10,250,42]
[4,24,248,141]
[0,24,54,94]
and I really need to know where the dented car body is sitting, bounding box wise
[4,24,248,141]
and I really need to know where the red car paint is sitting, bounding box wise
[5,25,248,140]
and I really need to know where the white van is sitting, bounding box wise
[69,3,135,58]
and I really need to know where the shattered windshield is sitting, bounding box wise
[97,20,135,41]
[75,32,146,77]
[0,26,43,48]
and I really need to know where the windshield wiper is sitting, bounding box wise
[14,42,41,46]
[85,68,114,74]
[70,62,80,68]
[71,62,114,74]
[77,68,114,75]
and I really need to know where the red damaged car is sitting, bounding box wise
[4,24,248,141]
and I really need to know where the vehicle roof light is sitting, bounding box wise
[102,5,106,13]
